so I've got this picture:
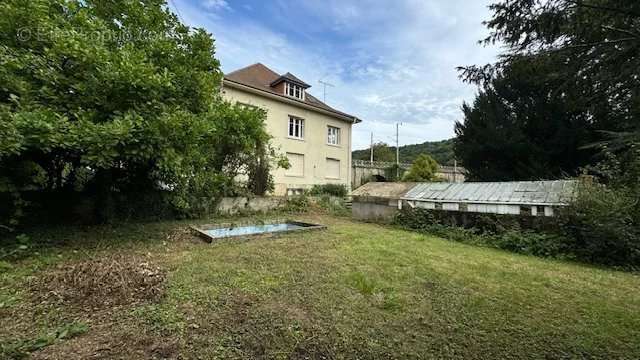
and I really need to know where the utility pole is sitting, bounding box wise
[395,122,402,179]
[370,132,374,165]
[453,159,458,183]
[318,80,334,103]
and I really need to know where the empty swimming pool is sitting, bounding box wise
[192,221,325,242]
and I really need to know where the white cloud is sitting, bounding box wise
[171,0,500,150]
[203,0,229,11]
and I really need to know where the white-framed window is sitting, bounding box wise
[285,82,304,100]
[327,126,340,145]
[288,116,304,139]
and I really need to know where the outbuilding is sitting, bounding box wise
[401,180,577,217]
[350,182,416,221]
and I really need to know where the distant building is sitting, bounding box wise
[222,63,361,195]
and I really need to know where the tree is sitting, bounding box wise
[402,154,439,182]
[368,142,395,162]
[455,56,596,181]
[461,0,639,132]
[0,0,278,223]
[353,139,456,165]
[457,0,639,181]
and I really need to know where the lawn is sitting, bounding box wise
[1,213,639,359]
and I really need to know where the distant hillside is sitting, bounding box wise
[352,139,456,165]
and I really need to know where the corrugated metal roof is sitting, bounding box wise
[401,180,577,206]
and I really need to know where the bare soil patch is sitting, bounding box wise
[29,322,179,360]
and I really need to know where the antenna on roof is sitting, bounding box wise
[318,79,334,103]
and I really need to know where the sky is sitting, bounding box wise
[169,0,501,150]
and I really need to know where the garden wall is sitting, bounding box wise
[215,196,287,215]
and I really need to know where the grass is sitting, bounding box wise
[1,213,640,358]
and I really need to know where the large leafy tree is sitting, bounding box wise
[0,0,274,222]
[457,0,639,180]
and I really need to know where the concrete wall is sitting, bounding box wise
[216,196,286,215]
[351,196,400,222]
[223,86,353,196]
[352,166,388,189]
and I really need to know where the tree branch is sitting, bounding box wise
[565,0,640,18]
[600,25,640,39]
[530,37,638,55]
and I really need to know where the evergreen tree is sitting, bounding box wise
[455,56,596,181]
[456,0,639,180]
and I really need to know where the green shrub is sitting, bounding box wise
[308,184,348,197]
[316,195,349,216]
[490,230,574,259]
[283,195,310,213]
[393,208,575,261]
[559,182,640,267]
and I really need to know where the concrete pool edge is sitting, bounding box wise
[190,219,326,243]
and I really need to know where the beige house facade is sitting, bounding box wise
[222,63,361,195]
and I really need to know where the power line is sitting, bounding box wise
[169,0,185,24]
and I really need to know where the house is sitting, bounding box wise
[222,63,361,196]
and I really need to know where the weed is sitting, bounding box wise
[347,272,379,296]
[0,322,88,359]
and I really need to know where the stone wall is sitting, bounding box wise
[216,196,287,215]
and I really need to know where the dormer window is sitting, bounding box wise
[285,82,305,100]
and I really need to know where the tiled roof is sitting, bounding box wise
[271,72,310,88]
[224,63,360,122]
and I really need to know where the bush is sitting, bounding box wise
[559,182,640,267]
[308,184,348,197]
[283,195,310,213]
[316,195,349,216]
[402,154,439,182]
[393,208,575,261]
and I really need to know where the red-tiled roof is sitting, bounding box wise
[224,63,360,123]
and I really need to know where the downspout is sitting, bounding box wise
[347,121,352,191]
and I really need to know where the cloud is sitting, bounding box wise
[172,0,500,150]
[202,0,229,11]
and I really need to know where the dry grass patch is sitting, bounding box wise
[31,254,165,308]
